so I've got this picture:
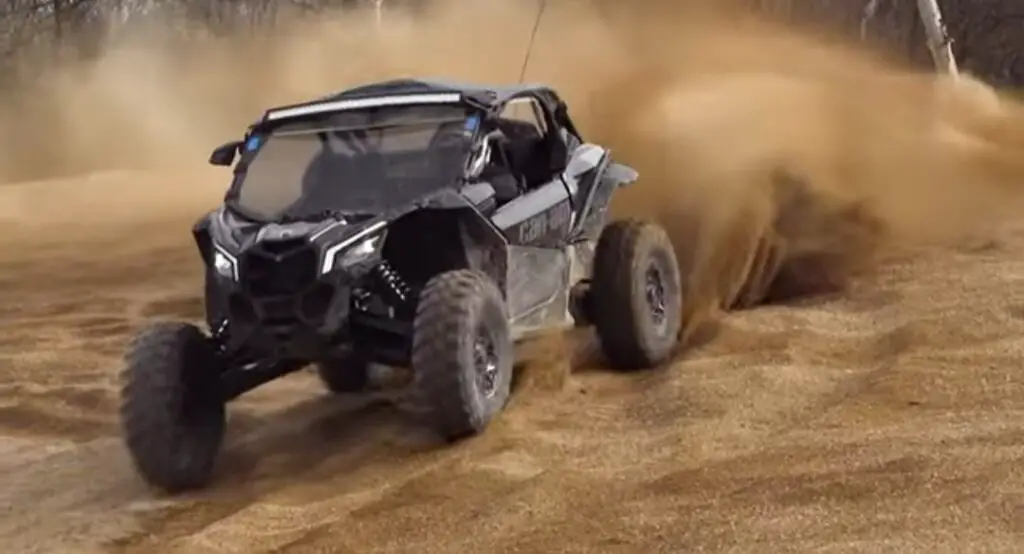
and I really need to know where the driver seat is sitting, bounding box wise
[478,132,525,205]
[480,165,524,205]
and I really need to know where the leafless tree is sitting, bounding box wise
[766,0,1021,85]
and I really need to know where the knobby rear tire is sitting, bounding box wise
[591,219,683,370]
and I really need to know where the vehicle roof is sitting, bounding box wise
[257,78,561,124]
[327,78,558,104]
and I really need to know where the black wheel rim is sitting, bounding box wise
[473,329,500,399]
[645,261,668,329]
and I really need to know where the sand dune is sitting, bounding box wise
[3,1,1024,552]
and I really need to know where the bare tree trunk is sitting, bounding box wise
[916,0,959,76]
[860,0,881,40]
[52,0,65,60]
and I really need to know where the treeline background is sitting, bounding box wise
[0,0,1020,87]
[760,0,1024,86]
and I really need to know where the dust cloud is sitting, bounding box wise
[3,0,1024,339]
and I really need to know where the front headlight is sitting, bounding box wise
[321,228,386,274]
[325,235,382,274]
[212,247,238,280]
[337,235,382,268]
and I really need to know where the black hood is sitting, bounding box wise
[210,206,370,255]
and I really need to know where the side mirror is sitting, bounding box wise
[209,141,241,166]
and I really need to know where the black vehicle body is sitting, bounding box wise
[120,78,684,493]
[194,78,638,393]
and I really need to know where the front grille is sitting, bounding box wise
[260,237,306,254]
[300,283,336,321]
[260,297,296,325]
[241,239,318,297]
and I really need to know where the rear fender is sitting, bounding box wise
[567,145,638,240]
[603,161,639,187]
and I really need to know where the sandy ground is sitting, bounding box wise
[4,2,1024,553]
[3,173,1024,554]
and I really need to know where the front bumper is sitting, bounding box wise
[215,238,355,360]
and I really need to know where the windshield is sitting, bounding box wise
[226,105,477,221]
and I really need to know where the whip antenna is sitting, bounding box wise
[517,0,549,84]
